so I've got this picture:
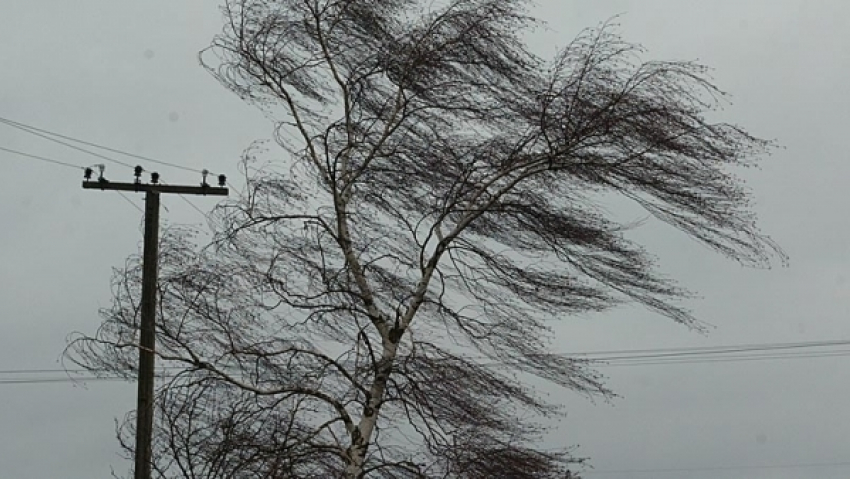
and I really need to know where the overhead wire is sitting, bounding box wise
[0,144,88,171]
[560,338,850,358]
[583,459,850,475]
[582,338,850,363]
[450,338,850,368]
[0,117,136,169]
[0,116,206,174]
[0,144,145,212]
[0,115,244,197]
[7,337,850,385]
[0,365,190,385]
[0,376,129,385]
[158,179,211,218]
[0,368,209,386]
[179,193,210,218]
[566,338,850,367]
[0,116,222,218]
[598,349,850,367]
[116,191,145,213]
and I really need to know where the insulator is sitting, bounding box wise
[83,167,93,180]
[134,165,143,178]
[151,172,160,184]
[218,174,226,187]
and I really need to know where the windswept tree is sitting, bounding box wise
[69,1,784,477]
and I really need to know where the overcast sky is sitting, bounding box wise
[1,1,849,478]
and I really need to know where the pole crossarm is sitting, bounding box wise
[82,180,228,196]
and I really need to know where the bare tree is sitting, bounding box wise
[68,1,785,477]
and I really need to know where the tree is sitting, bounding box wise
[68,1,785,477]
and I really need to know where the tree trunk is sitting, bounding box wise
[344,341,399,478]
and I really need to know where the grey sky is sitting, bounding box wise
[1,1,848,477]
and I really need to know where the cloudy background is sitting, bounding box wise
[1,1,848,477]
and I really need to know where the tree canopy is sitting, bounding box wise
[69,1,784,477]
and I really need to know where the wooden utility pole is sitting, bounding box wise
[83,165,227,479]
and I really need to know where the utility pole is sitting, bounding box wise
[83,165,227,479]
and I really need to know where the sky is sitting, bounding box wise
[1,1,848,477]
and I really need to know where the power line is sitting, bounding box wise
[2,136,208,218]
[5,337,850,386]
[559,338,850,358]
[0,368,97,374]
[0,365,188,386]
[583,459,850,475]
[0,367,184,375]
[597,349,850,367]
[5,348,850,383]
[117,191,145,213]
[0,116,210,175]
[585,339,850,365]
[0,117,136,169]
[465,338,850,368]
[0,115,244,196]
[2,115,247,198]
[1,144,145,213]
[0,145,86,171]
[178,194,209,217]
[0,115,233,215]
[0,376,130,385]
[159,180,211,218]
